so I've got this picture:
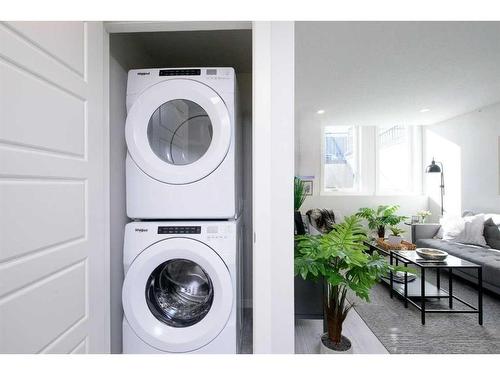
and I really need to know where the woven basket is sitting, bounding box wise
[376,238,416,251]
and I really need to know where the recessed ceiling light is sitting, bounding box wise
[317,109,325,114]
[420,108,430,113]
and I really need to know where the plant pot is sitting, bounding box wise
[319,333,353,354]
[294,211,306,235]
[377,226,385,239]
[387,235,403,245]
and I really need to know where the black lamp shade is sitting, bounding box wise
[425,159,441,173]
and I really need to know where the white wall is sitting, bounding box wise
[295,115,428,237]
[424,101,500,218]
[295,100,500,231]
[253,21,295,354]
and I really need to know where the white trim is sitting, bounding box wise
[252,21,294,354]
[252,21,272,354]
[104,21,252,34]
[101,23,111,354]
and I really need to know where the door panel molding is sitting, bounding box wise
[2,21,86,79]
[0,23,87,98]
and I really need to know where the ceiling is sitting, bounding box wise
[112,29,252,73]
[295,21,500,126]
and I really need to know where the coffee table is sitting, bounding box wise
[365,241,483,325]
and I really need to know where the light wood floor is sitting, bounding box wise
[295,309,388,354]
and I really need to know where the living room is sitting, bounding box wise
[294,21,500,354]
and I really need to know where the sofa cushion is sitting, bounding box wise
[484,218,500,250]
[416,238,500,288]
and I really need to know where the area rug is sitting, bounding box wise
[350,271,500,354]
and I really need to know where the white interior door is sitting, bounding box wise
[0,21,108,353]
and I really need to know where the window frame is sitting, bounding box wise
[375,125,411,196]
[319,125,423,197]
[320,124,362,195]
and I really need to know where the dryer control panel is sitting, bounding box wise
[126,67,235,110]
[157,226,201,234]
[159,69,201,76]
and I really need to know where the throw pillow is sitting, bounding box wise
[484,218,500,250]
[484,213,500,225]
[455,214,487,247]
[434,226,444,239]
[440,214,487,247]
[440,215,465,241]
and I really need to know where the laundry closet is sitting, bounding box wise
[108,25,253,354]
[0,21,294,355]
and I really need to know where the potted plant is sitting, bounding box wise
[417,210,432,223]
[294,177,307,235]
[387,226,405,244]
[295,215,409,353]
[356,205,407,238]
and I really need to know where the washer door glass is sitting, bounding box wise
[147,99,213,166]
[146,258,214,328]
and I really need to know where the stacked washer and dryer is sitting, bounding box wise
[122,68,243,354]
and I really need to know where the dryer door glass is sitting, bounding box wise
[147,99,213,166]
[146,258,214,327]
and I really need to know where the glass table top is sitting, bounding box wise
[392,250,480,268]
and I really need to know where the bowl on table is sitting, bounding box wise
[416,248,448,261]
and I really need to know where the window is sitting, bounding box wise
[323,125,359,192]
[320,125,421,195]
[377,125,412,194]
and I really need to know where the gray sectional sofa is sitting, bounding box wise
[414,222,500,295]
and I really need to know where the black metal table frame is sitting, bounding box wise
[389,251,483,325]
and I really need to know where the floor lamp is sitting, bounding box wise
[425,158,445,216]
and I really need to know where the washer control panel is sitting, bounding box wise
[157,226,201,234]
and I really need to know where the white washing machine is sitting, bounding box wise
[122,220,242,354]
[125,67,242,219]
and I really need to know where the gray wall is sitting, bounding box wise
[238,73,253,308]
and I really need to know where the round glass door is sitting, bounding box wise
[122,237,233,352]
[147,100,213,166]
[146,259,214,328]
[125,79,232,184]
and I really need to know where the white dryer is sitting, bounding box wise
[125,67,242,219]
[122,220,242,354]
